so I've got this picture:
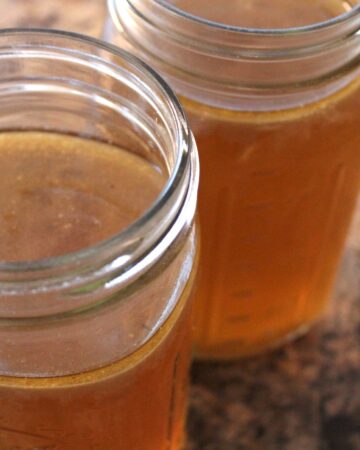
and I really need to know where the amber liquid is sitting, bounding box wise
[0,132,192,449]
[169,0,360,359]
[168,0,360,28]
[0,132,165,262]
[0,287,192,450]
[187,79,360,359]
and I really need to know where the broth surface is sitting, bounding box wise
[0,131,190,450]
[167,0,359,28]
[0,131,165,262]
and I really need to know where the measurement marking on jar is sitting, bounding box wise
[232,290,254,300]
[0,446,57,450]
[244,202,275,211]
[239,231,272,244]
[243,191,313,212]
[251,169,282,177]
[0,425,55,441]
[296,163,347,320]
[166,352,180,450]
[228,315,251,323]
[202,186,233,343]
[236,261,262,271]
[31,446,57,450]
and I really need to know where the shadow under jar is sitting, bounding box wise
[105,0,360,360]
[0,30,199,450]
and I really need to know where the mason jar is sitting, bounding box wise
[105,1,360,359]
[0,29,199,450]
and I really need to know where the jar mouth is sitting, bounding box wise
[108,0,360,110]
[0,28,197,283]
[112,0,360,55]
[154,0,360,35]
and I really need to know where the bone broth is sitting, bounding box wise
[0,131,192,449]
[105,0,360,358]
[0,281,192,450]
[187,79,360,358]
[0,31,199,450]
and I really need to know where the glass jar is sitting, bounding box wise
[105,1,360,359]
[0,29,199,450]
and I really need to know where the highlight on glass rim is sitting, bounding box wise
[0,1,359,449]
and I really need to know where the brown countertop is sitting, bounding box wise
[0,2,359,449]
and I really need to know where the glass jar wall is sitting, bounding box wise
[0,30,199,449]
[105,1,360,359]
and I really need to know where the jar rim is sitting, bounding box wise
[108,0,360,110]
[153,0,360,35]
[0,28,197,284]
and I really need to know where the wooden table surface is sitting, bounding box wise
[0,2,359,449]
